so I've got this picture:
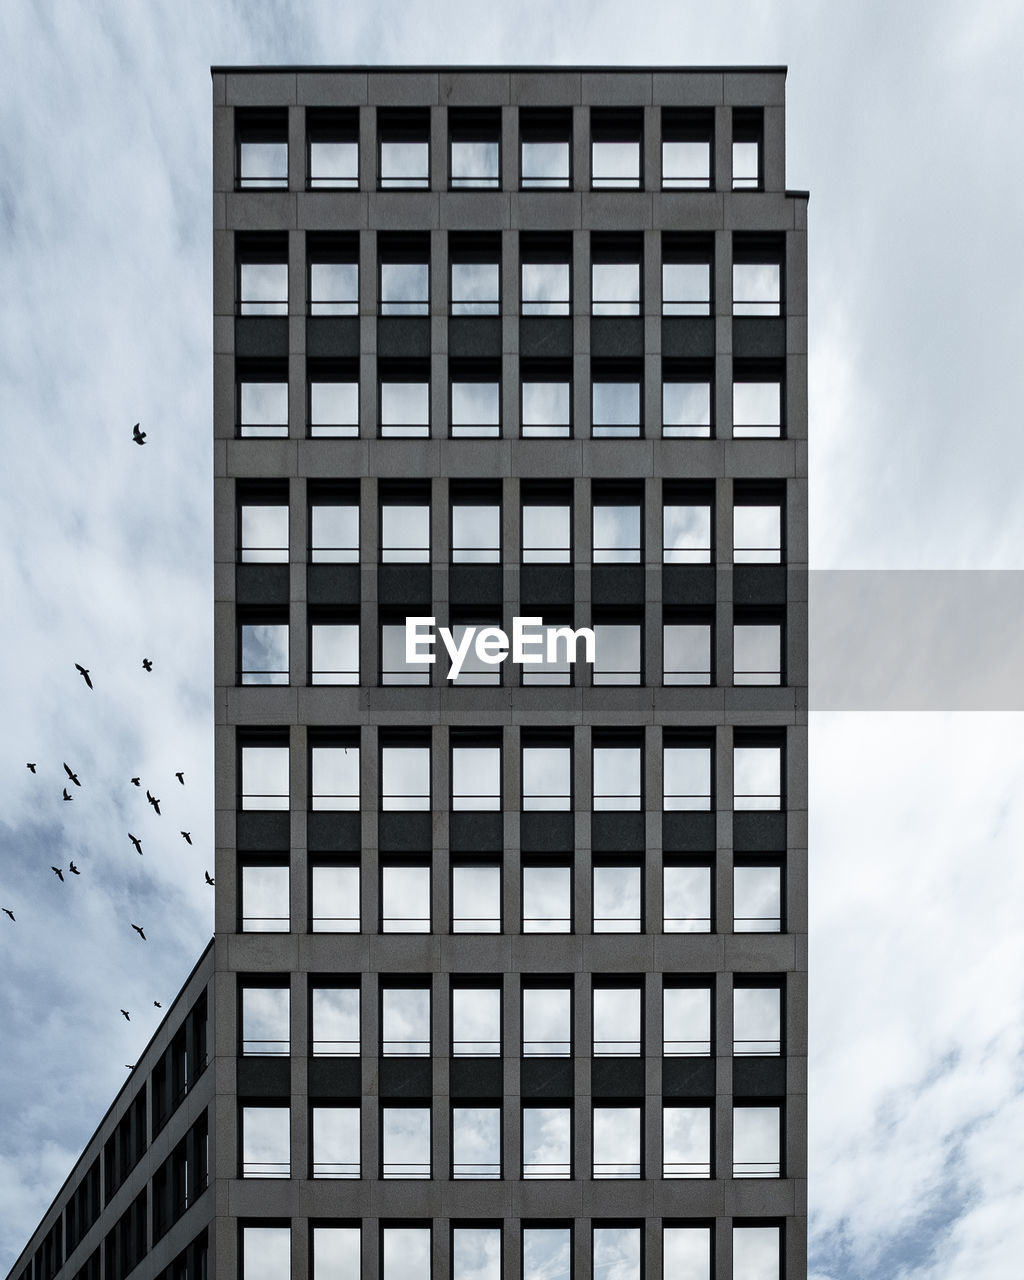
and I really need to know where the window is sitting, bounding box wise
[732,108,764,191]
[241,1105,289,1178]
[734,862,782,933]
[452,1226,501,1280]
[310,617,359,684]
[310,861,359,932]
[591,109,642,189]
[522,1104,571,1178]
[452,982,501,1056]
[734,737,783,810]
[733,235,784,316]
[452,1105,501,1178]
[308,232,359,315]
[521,615,575,687]
[381,861,431,932]
[239,613,288,685]
[239,736,288,810]
[663,862,712,933]
[238,362,288,437]
[662,107,713,189]
[380,364,430,437]
[520,108,571,189]
[521,233,571,314]
[307,107,358,189]
[664,981,712,1055]
[664,617,713,685]
[591,234,642,315]
[239,486,288,562]
[450,363,500,438]
[382,619,430,686]
[379,108,430,189]
[663,1225,712,1280]
[521,363,571,437]
[309,360,358,437]
[241,1226,290,1280]
[592,367,642,438]
[662,233,713,315]
[522,494,571,563]
[452,740,501,808]
[309,489,358,562]
[593,862,642,933]
[663,739,713,810]
[450,108,500,189]
[522,740,571,810]
[734,618,783,685]
[310,738,359,810]
[734,1105,782,1177]
[236,109,287,190]
[237,233,288,315]
[382,1104,431,1178]
[663,362,713,438]
[380,234,429,315]
[593,1105,642,1178]
[240,860,289,932]
[523,1227,571,1280]
[592,619,642,685]
[733,367,783,439]
[664,492,713,563]
[593,741,641,811]
[522,862,571,933]
[447,617,503,685]
[312,1226,360,1280]
[312,1105,360,1178]
[450,232,500,315]
[381,498,430,562]
[311,983,360,1055]
[241,982,289,1055]
[381,741,430,810]
[522,983,571,1056]
[382,1227,431,1280]
[452,496,500,562]
[734,488,783,563]
[592,1227,641,1280]
[593,984,641,1055]
[381,984,430,1055]
[663,1105,712,1178]
[593,499,641,563]
[733,1225,781,1280]
[734,983,782,1056]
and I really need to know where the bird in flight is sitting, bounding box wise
[153,1001,162,1008]
[142,658,153,672]
[121,1009,131,1021]
[62,788,72,802]
[75,663,93,689]
[175,771,185,785]
[125,1064,134,1070]
[180,831,192,845]
[128,833,143,855]
[69,862,80,875]
[51,866,64,882]
[205,870,215,885]
[63,762,81,786]
[130,776,140,787]
[2,908,14,922]
[146,790,161,815]
[132,423,146,445]
[131,923,147,940]
[26,763,36,773]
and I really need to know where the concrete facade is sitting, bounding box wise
[7,66,807,1280]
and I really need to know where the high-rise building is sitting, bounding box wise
[6,65,807,1280]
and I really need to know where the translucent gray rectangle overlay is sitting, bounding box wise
[810,570,1024,710]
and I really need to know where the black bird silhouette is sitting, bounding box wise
[131,923,146,940]
[26,763,36,773]
[121,1009,131,1021]
[51,866,64,882]
[154,1001,162,1008]
[2,908,14,922]
[130,776,140,786]
[175,771,184,785]
[142,658,153,671]
[63,762,81,786]
[128,833,143,855]
[146,790,161,815]
[75,663,93,689]
[180,830,192,845]
[132,423,146,445]
[205,870,215,886]
[69,861,80,875]
[62,788,72,802]
[125,1064,134,1069]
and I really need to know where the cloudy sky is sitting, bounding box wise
[2,0,1024,1276]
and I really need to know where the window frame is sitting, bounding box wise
[448,107,502,191]
[306,107,359,191]
[519,108,573,191]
